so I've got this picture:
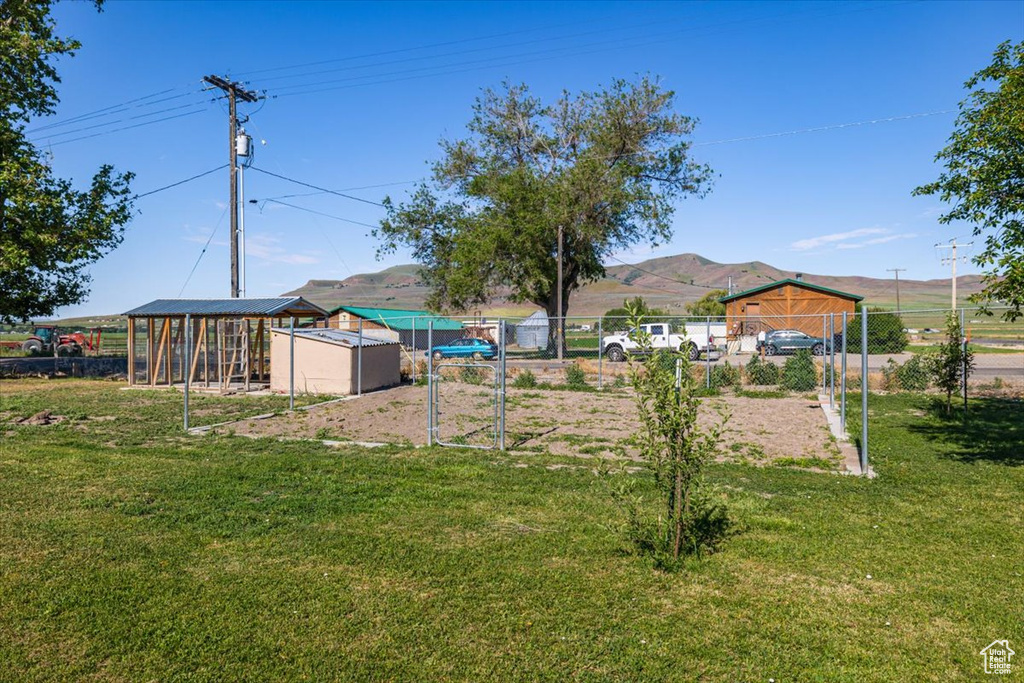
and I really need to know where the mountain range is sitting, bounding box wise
[284,253,984,317]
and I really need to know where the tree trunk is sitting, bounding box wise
[543,296,568,359]
[673,467,684,560]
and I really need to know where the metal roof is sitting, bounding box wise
[718,279,863,304]
[124,297,328,317]
[271,328,398,347]
[329,305,464,330]
[517,310,550,327]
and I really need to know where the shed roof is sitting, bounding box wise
[271,328,398,348]
[517,310,549,326]
[125,297,327,318]
[718,279,863,304]
[329,305,463,330]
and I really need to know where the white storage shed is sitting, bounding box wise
[270,328,401,395]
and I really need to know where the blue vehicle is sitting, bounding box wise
[430,337,498,360]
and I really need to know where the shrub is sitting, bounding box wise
[781,350,818,392]
[612,373,627,388]
[459,365,484,385]
[882,355,930,392]
[709,361,741,389]
[512,369,537,388]
[928,312,975,414]
[745,355,780,385]
[846,310,909,354]
[564,363,588,390]
[898,355,930,391]
[612,301,731,568]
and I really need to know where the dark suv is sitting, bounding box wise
[757,329,830,356]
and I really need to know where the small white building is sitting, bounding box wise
[270,328,400,395]
[515,311,550,349]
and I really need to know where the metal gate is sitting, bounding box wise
[426,324,507,450]
[429,361,500,449]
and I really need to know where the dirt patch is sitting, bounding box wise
[222,384,842,468]
[15,410,66,426]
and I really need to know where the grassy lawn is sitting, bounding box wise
[1,380,1022,680]
[906,344,1024,355]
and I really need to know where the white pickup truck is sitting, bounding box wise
[601,322,727,362]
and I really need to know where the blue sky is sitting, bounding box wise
[36,0,1023,317]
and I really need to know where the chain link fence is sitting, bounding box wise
[6,308,1018,473]
[0,322,129,358]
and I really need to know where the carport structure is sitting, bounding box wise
[124,298,327,390]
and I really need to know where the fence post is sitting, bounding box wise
[597,319,603,390]
[705,316,711,389]
[960,307,968,414]
[183,313,191,431]
[427,321,434,447]
[289,316,295,411]
[860,310,869,475]
[411,317,417,383]
[357,318,363,397]
[822,315,828,395]
[841,311,847,432]
[499,321,506,451]
[829,313,835,409]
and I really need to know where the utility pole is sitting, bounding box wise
[886,268,906,313]
[203,75,259,298]
[935,239,973,310]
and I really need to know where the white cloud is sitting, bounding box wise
[245,235,320,265]
[835,233,918,250]
[791,228,888,251]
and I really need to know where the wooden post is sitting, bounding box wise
[153,318,170,385]
[215,319,223,389]
[256,319,266,381]
[127,317,135,385]
[190,317,206,385]
[147,317,155,385]
[164,317,173,386]
[202,318,210,388]
[225,320,239,392]
[244,319,251,392]
[171,317,185,384]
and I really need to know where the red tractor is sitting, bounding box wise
[21,325,96,357]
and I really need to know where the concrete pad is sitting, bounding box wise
[818,394,876,478]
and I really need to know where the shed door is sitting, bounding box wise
[744,302,761,335]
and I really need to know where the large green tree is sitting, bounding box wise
[0,0,134,322]
[913,40,1023,320]
[685,289,727,317]
[375,78,713,345]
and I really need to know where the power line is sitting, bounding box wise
[40,108,210,148]
[25,87,199,133]
[133,164,229,200]
[268,2,906,99]
[179,205,230,297]
[695,110,957,147]
[233,13,646,78]
[260,179,419,202]
[249,167,385,207]
[256,198,379,229]
[260,15,690,88]
[29,101,210,142]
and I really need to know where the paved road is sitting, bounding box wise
[486,351,1024,380]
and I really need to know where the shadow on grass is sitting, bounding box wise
[909,396,1024,466]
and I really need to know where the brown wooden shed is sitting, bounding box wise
[719,278,863,340]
